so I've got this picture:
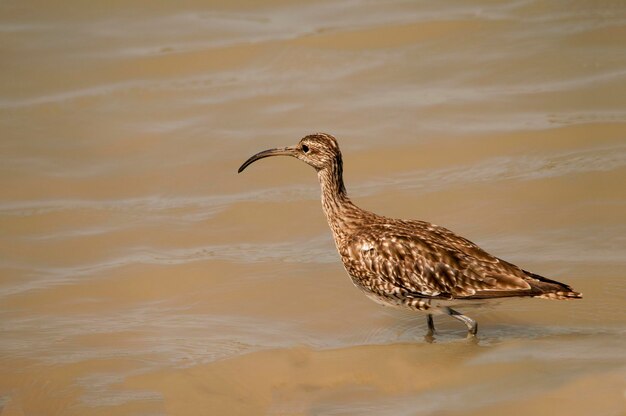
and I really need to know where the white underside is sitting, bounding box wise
[363,290,505,314]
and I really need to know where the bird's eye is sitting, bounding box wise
[301,144,309,153]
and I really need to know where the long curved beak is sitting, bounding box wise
[237,147,297,173]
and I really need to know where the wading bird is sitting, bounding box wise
[238,133,582,337]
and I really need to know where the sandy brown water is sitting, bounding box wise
[1,1,626,415]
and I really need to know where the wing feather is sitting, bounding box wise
[341,221,531,299]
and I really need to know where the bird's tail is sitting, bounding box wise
[524,270,583,300]
[535,290,583,300]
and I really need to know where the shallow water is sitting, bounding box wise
[1,1,625,415]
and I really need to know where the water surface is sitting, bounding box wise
[1,1,625,415]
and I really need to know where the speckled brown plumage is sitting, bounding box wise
[238,133,582,337]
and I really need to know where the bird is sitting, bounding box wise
[238,133,582,338]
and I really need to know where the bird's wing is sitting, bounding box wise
[342,222,531,299]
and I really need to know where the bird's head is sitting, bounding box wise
[238,133,342,173]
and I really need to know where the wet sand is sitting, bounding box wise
[1,1,625,415]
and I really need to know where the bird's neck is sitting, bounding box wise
[317,161,361,242]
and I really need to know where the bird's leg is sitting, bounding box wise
[423,314,436,343]
[446,308,478,336]
[426,314,435,335]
